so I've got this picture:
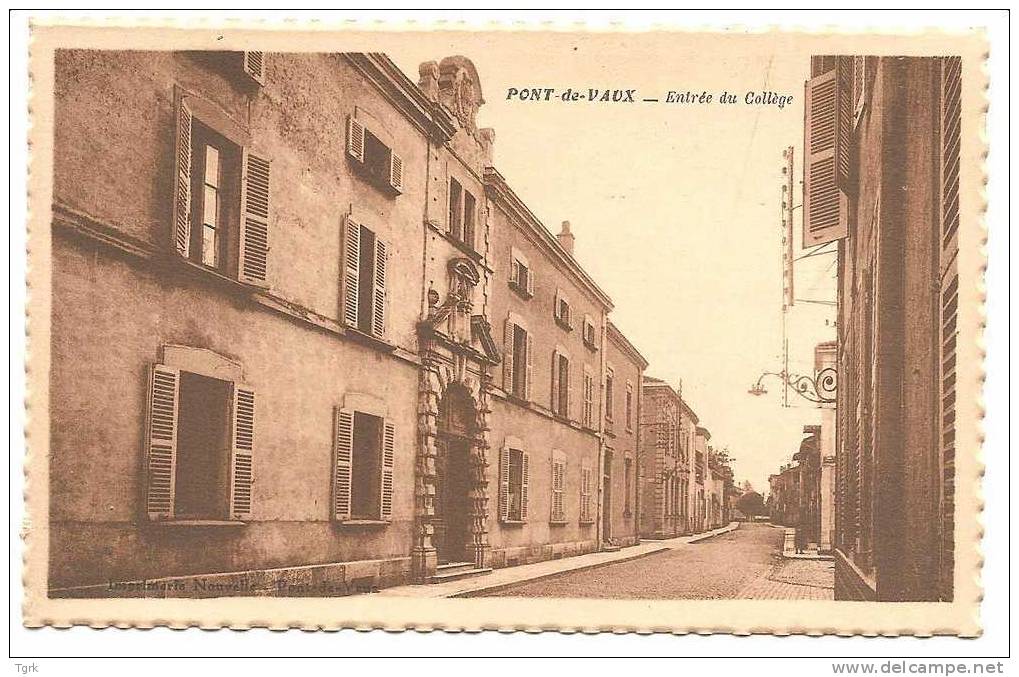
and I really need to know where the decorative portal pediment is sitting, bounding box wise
[438,56,485,135]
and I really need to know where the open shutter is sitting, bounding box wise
[389,151,404,193]
[502,318,514,393]
[550,350,560,412]
[499,446,510,522]
[342,217,360,327]
[145,365,180,520]
[526,266,535,296]
[380,420,395,520]
[524,332,534,401]
[243,51,265,85]
[371,238,387,338]
[229,384,256,519]
[333,408,354,521]
[346,116,365,163]
[238,150,270,286]
[520,451,530,520]
[509,252,519,287]
[172,99,193,258]
[803,65,850,247]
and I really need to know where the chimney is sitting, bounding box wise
[557,220,575,256]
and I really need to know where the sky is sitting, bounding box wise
[387,33,837,495]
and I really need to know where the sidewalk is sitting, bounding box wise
[781,527,834,560]
[378,522,740,598]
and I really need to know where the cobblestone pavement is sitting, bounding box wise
[480,523,832,600]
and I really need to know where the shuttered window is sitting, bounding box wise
[500,447,529,522]
[172,96,270,287]
[332,407,396,522]
[144,364,255,522]
[551,350,571,418]
[803,61,851,246]
[582,366,594,428]
[550,452,566,523]
[341,218,388,339]
[346,115,404,194]
[580,464,594,523]
[509,249,535,298]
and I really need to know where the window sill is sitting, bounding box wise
[148,519,245,527]
[344,326,397,353]
[425,220,486,266]
[549,519,568,526]
[509,281,534,300]
[174,256,266,292]
[349,160,402,198]
[583,339,598,352]
[336,519,390,527]
[500,519,526,526]
[579,519,596,526]
[554,317,574,332]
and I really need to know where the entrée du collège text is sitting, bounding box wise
[505,87,794,109]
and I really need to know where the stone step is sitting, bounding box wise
[429,565,493,583]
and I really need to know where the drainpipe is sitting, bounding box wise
[596,310,607,549]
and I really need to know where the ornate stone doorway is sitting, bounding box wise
[434,385,476,564]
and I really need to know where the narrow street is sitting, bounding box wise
[475,523,833,600]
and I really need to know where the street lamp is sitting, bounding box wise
[748,368,837,405]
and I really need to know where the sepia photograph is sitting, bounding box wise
[18,18,994,647]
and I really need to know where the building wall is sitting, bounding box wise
[485,182,611,561]
[604,326,645,546]
[829,56,957,601]
[50,51,433,589]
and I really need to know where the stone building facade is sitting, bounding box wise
[804,56,960,601]
[603,322,649,547]
[48,49,649,595]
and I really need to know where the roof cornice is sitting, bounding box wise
[484,167,613,311]
[607,320,649,370]
[343,53,457,142]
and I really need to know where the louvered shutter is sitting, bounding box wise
[238,150,270,286]
[938,55,961,602]
[380,420,395,520]
[243,51,265,85]
[172,99,193,258]
[520,451,530,520]
[803,65,850,247]
[346,116,365,163]
[389,152,404,193]
[499,446,510,521]
[342,217,360,327]
[550,350,560,412]
[525,332,534,401]
[509,253,519,288]
[145,365,180,520]
[371,238,387,338]
[229,384,256,519]
[564,360,572,420]
[333,408,354,521]
[503,318,514,393]
[526,267,535,296]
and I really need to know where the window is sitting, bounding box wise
[551,350,571,418]
[509,249,535,298]
[605,368,615,422]
[503,318,533,400]
[625,382,634,430]
[448,177,478,251]
[582,366,594,428]
[144,364,255,521]
[550,453,566,523]
[499,447,530,522]
[624,457,633,517]
[554,292,573,330]
[332,408,396,522]
[173,97,270,286]
[583,316,597,349]
[346,115,403,194]
[580,465,594,523]
[342,218,388,339]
